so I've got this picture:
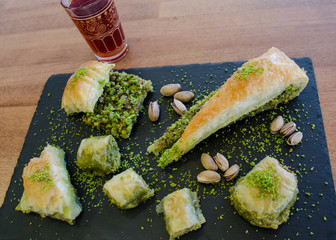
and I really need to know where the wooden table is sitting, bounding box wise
[1,0,335,206]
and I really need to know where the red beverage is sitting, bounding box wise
[61,0,128,62]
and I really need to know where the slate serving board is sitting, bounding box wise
[1,58,336,240]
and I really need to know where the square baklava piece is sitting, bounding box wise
[230,156,298,229]
[157,188,206,239]
[103,168,154,209]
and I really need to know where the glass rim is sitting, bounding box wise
[60,0,110,11]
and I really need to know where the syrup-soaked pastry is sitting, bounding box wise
[76,135,121,176]
[156,188,206,239]
[61,61,114,114]
[61,61,153,139]
[16,145,82,225]
[157,47,309,167]
[230,156,298,229]
[103,168,154,209]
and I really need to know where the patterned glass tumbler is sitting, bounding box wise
[61,0,128,63]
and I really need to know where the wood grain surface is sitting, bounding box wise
[1,0,335,206]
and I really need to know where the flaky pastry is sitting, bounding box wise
[61,61,114,114]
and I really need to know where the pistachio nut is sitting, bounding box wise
[280,122,296,137]
[213,153,229,172]
[174,91,195,103]
[224,164,240,181]
[201,153,218,171]
[270,116,284,134]
[287,131,303,146]
[171,99,187,115]
[197,170,221,184]
[148,101,160,122]
[160,83,181,96]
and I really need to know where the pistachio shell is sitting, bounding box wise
[174,91,195,103]
[287,131,303,146]
[213,153,229,172]
[160,84,181,96]
[280,122,296,137]
[171,99,187,115]
[197,170,221,184]
[201,153,218,171]
[270,116,284,134]
[148,101,160,122]
[224,164,240,181]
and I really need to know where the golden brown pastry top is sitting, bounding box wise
[178,47,308,154]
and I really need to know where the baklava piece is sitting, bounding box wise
[82,71,153,139]
[77,135,121,176]
[62,62,152,139]
[156,188,206,239]
[230,156,298,229]
[16,145,82,225]
[152,48,309,168]
[103,168,154,209]
[62,61,114,114]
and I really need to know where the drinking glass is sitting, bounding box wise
[61,0,128,62]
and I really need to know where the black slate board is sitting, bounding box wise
[1,58,336,240]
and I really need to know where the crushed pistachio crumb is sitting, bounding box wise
[233,61,264,81]
[247,165,280,199]
[28,162,54,193]
[69,67,87,88]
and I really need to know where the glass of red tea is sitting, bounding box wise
[61,0,128,62]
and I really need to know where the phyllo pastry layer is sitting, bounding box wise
[155,47,309,168]
[156,188,206,239]
[82,71,153,139]
[62,61,114,114]
[77,135,121,176]
[16,145,82,225]
[103,168,154,209]
[230,156,298,229]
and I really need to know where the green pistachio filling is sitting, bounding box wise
[242,85,301,119]
[76,135,121,176]
[82,72,153,139]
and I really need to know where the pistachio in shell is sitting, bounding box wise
[174,91,194,103]
[270,116,284,134]
[287,131,303,146]
[213,153,229,172]
[197,170,221,184]
[148,101,160,122]
[201,153,218,171]
[280,122,296,137]
[224,164,240,181]
[160,83,181,96]
[171,99,187,115]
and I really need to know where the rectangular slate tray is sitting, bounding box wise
[1,58,336,240]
